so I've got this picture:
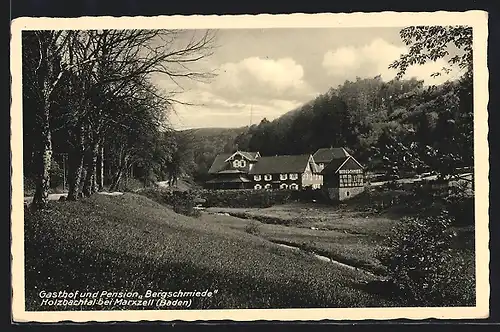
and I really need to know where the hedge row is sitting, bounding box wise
[197,189,295,208]
[136,188,201,217]
[139,187,328,210]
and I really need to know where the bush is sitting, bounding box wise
[172,191,201,218]
[137,188,201,218]
[199,189,294,208]
[24,176,36,196]
[378,212,475,306]
[244,222,261,236]
[119,178,145,193]
[49,159,64,189]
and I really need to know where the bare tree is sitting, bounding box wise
[24,31,75,209]
[60,29,217,199]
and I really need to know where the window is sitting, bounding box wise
[280,174,288,180]
[264,184,272,189]
[280,183,288,189]
[290,173,298,180]
[290,183,299,190]
[264,174,272,181]
[254,175,261,181]
[339,174,364,187]
[254,184,262,190]
[233,160,246,168]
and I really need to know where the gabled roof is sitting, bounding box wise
[313,147,351,163]
[309,161,321,174]
[224,151,260,162]
[249,154,313,174]
[320,156,363,175]
[206,175,252,183]
[207,153,232,174]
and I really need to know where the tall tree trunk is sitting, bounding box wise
[67,125,85,201]
[82,140,99,197]
[97,144,104,191]
[31,102,52,210]
[109,153,129,192]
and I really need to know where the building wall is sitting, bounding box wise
[301,170,323,189]
[325,186,365,201]
[252,172,303,190]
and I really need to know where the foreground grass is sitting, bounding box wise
[25,193,396,311]
[204,200,475,281]
[204,204,398,275]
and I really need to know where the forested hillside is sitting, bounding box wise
[179,127,248,182]
[190,26,473,181]
[232,75,472,176]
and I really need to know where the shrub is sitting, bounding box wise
[24,176,36,196]
[199,189,294,208]
[137,188,201,218]
[244,222,261,236]
[119,178,144,193]
[172,191,202,218]
[378,212,475,306]
[49,159,64,189]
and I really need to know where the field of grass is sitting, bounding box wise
[204,203,399,275]
[24,193,399,311]
[202,194,476,306]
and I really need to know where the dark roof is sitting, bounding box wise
[313,147,351,163]
[217,169,246,174]
[206,175,252,183]
[226,151,260,161]
[309,161,321,174]
[207,153,232,174]
[320,156,363,175]
[249,154,312,174]
[208,151,260,174]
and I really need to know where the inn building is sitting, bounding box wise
[206,147,365,201]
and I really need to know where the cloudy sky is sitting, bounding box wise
[152,27,461,130]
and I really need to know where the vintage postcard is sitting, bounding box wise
[11,11,489,323]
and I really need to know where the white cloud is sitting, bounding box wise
[322,38,456,85]
[170,89,304,129]
[166,56,315,129]
[213,57,311,101]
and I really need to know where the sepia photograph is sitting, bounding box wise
[10,11,489,322]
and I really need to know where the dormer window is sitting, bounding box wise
[280,174,288,180]
[254,175,261,181]
[264,174,272,181]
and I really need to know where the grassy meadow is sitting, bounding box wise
[24,193,398,311]
[24,185,475,310]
